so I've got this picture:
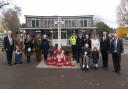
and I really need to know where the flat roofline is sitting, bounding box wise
[24,15,94,18]
[20,27,96,30]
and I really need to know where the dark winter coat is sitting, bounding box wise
[82,38,91,48]
[41,39,50,55]
[76,37,83,50]
[82,47,90,57]
[24,39,33,54]
[100,36,110,52]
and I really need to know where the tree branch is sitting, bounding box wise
[0,1,9,8]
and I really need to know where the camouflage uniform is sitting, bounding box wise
[34,34,42,62]
[15,33,24,63]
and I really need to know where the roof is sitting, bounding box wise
[24,15,94,19]
[20,27,96,30]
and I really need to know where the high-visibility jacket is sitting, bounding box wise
[70,35,77,45]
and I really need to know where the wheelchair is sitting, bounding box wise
[79,52,90,70]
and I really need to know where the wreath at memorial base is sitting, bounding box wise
[45,48,75,67]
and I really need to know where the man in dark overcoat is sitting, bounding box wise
[110,33,124,74]
[100,31,110,68]
[4,31,14,65]
[41,34,50,61]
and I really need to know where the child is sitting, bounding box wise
[92,47,99,69]
[81,43,90,70]
[15,45,21,64]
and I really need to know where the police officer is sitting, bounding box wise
[70,31,77,61]
[76,32,83,63]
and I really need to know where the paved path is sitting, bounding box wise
[0,45,128,89]
[36,60,80,69]
[0,53,128,89]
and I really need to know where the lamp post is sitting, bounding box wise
[54,17,64,49]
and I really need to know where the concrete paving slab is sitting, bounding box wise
[36,60,81,69]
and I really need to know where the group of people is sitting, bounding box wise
[70,31,124,74]
[3,30,124,74]
[3,31,50,65]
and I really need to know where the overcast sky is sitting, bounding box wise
[9,0,121,28]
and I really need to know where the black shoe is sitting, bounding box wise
[93,67,96,70]
[112,70,116,72]
[102,67,108,70]
[102,66,108,68]
[116,71,120,74]
[37,60,40,62]
[27,61,31,63]
[72,59,75,61]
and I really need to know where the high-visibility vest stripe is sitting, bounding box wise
[70,36,77,45]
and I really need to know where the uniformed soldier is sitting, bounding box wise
[24,34,33,63]
[76,33,83,63]
[15,31,24,64]
[34,33,42,62]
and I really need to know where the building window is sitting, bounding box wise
[42,20,45,28]
[69,20,72,27]
[48,19,54,27]
[48,20,50,27]
[44,20,48,28]
[39,20,43,28]
[27,20,32,27]
[72,20,76,27]
[65,20,68,27]
[67,30,73,39]
[36,20,39,27]
[61,31,66,39]
[84,19,87,27]
[54,19,58,27]
[76,19,81,27]
[51,20,54,27]
[32,20,35,27]
[55,22,58,27]
[53,31,58,39]
[80,19,83,27]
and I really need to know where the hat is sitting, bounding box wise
[78,31,82,34]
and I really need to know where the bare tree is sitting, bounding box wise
[0,0,9,9]
[2,6,21,35]
[117,0,128,26]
